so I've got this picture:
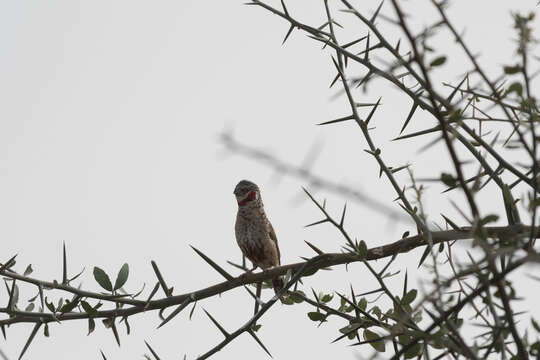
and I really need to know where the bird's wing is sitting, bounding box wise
[268,221,281,265]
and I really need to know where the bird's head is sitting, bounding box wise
[234,180,260,207]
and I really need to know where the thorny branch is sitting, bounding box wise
[2,226,534,326]
[223,0,539,359]
[2,224,538,357]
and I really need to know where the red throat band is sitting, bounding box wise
[238,191,256,206]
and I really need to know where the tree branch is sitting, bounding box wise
[1,225,535,327]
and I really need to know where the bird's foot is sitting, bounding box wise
[238,266,257,280]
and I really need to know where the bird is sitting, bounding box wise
[234,180,284,294]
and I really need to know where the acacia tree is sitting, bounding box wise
[1,1,539,359]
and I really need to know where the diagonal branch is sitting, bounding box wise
[220,132,407,221]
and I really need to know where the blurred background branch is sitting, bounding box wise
[220,131,408,222]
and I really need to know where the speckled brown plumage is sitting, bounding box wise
[234,180,283,293]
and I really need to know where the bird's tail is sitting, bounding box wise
[272,276,285,296]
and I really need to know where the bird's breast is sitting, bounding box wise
[235,215,272,265]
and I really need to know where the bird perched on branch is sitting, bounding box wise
[234,180,284,294]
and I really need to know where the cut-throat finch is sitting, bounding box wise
[233,180,284,294]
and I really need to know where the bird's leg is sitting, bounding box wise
[238,264,258,280]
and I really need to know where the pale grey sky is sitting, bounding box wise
[0,1,537,359]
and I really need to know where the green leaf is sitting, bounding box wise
[81,300,98,316]
[506,82,523,97]
[10,284,19,308]
[290,290,305,304]
[307,311,326,321]
[321,294,333,303]
[521,97,535,111]
[531,341,540,356]
[358,297,367,311]
[404,342,422,358]
[371,306,382,318]
[338,297,354,313]
[504,64,522,74]
[60,299,79,313]
[88,318,96,335]
[45,299,55,313]
[25,303,35,312]
[23,265,33,276]
[93,267,113,292]
[440,173,456,187]
[430,329,448,349]
[102,318,113,329]
[113,263,129,291]
[280,296,294,305]
[449,109,463,123]
[339,297,347,312]
[357,240,368,260]
[44,324,50,337]
[402,289,418,305]
[398,333,411,345]
[364,329,386,352]
[479,214,499,226]
[413,311,423,323]
[430,56,447,67]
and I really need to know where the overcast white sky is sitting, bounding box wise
[0,1,538,359]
